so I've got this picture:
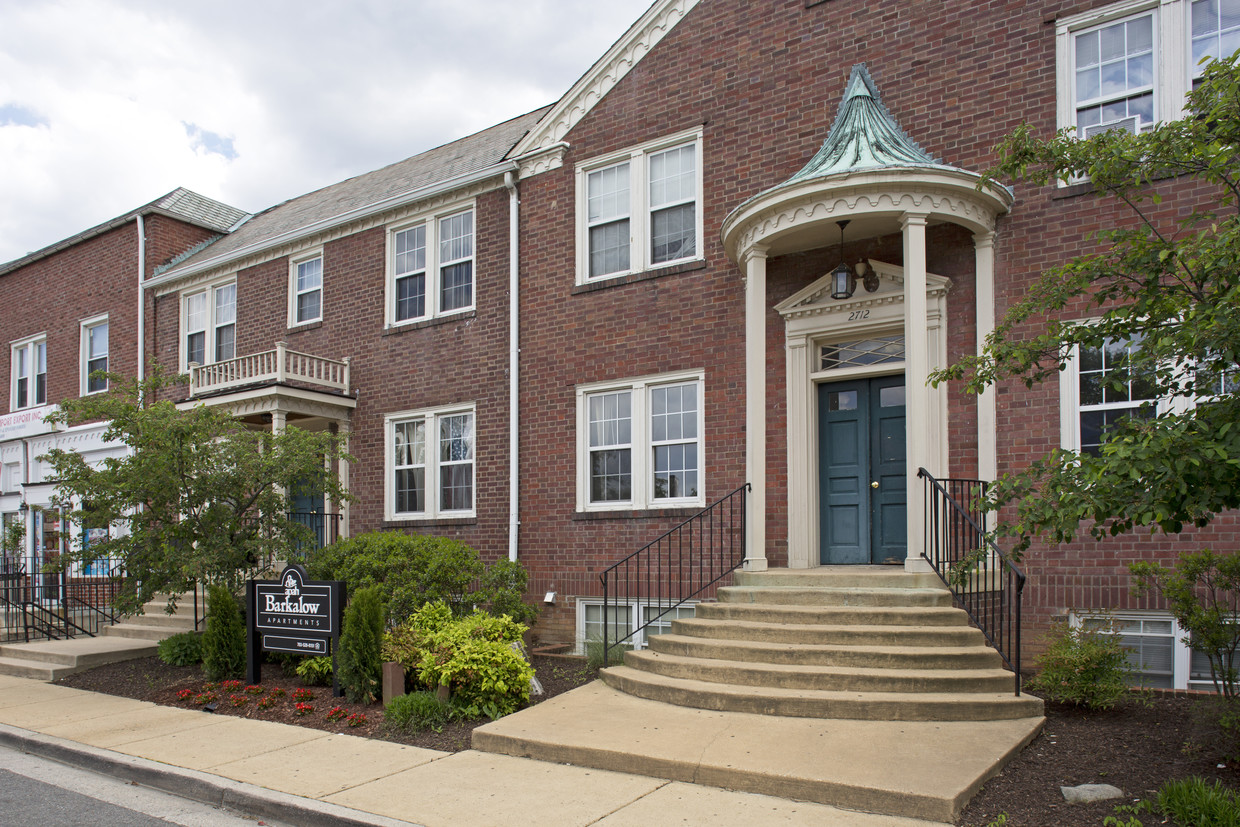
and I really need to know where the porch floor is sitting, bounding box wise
[473,680,1042,823]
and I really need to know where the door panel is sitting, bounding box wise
[818,375,907,565]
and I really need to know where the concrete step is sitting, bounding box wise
[100,623,182,641]
[601,665,1042,722]
[648,633,1004,670]
[0,637,156,680]
[734,568,944,590]
[122,612,197,630]
[671,616,987,647]
[718,585,953,608]
[0,656,69,681]
[695,602,968,627]
[624,650,1014,694]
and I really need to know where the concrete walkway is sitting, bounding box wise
[0,674,949,827]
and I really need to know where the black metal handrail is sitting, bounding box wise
[0,554,125,643]
[919,467,1025,696]
[599,483,749,665]
[288,511,341,551]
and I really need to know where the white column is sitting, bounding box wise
[902,213,932,572]
[785,338,811,568]
[974,232,997,483]
[743,245,768,572]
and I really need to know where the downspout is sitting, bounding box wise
[135,214,146,398]
[505,172,520,563]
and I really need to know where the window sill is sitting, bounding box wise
[573,506,704,521]
[572,259,706,295]
[288,320,324,333]
[382,310,477,336]
[382,517,477,528]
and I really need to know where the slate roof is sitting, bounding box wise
[0,188,249,276]
[158,106,551,277]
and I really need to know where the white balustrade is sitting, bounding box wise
[189,342,351,396]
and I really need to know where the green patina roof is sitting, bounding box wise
[785,64,952,182]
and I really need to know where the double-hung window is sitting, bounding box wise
[182,282,236,370]
[10,335,47,411]
[1062,336,1158,454]
[577,372,704,511]
[290,252,323,326]
[1057,0,1239,140]
[577,129,703,284]
[385,405,476,519]
[81,316,108,395]
[387,206,475,326]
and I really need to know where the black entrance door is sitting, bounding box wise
[817,375,907,564]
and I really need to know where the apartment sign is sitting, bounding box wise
[246,564,345,695]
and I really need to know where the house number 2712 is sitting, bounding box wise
[848,309,870,321]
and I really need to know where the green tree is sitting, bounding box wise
[931,53,1240,553]
[202,584,246,681]
[42,371,351,614]
[337,585,385,703]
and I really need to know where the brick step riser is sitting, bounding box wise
[719,587,953,608]
[733,571,945,590]
[648,635,1004,670]
[695,604,968,627]
[624,651,1015,694]
[601,668,1042,723]
[671,618,985,647]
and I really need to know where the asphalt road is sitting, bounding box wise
[0,743,286,827]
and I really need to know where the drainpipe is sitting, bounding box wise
[505,171,520,563]
[136,214,146,399]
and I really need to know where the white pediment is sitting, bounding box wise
[775,260,951,321]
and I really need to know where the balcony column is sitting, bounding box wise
[974,231,997,483]
[743,244,768,572]
[902,212,932,572]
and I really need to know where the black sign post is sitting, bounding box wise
[247,564,346,697]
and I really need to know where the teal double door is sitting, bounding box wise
[817,375,907,565]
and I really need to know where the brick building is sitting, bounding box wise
[5,0,1237,687]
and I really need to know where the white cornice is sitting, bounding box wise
[509,0,700,163]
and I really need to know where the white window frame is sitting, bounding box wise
[385,203,476,327]
[10,334,47,412]
[1059,336,1167,453]
[383,404,476,520]
[1056,0,1207,142]
[576,370,705,512]
[288,249,324,327]
[80,315,109,396]
[575,599,698,654]
[1070,610,1239,691]
[179,280,237,372]
[575,128,704,285]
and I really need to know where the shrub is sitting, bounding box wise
[295,656,333,687]
[1155,776,1240,827]
[1026,619,1131,709]
[308,531,535,624]
[156,631,203,667]
[384,690,453,732]
[337,585,385,703]
[202,585,245,681]
[415,603,533,719]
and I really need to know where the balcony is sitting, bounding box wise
[189,342,350,398]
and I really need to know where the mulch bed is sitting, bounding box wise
[56,660,1240,825]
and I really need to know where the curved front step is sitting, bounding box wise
[601,665,1043,722]
[649,633,1004,670]
[734,568,944,589]
[672,616,987,647]
[696,602,968,627]
[625,650,1014,694]
[719,585,953,608]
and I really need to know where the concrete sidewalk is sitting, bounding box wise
[0,675,946,827]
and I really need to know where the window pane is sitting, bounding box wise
[588,163,630,223]
[440,463,474,511]
[395,225,426,276]
[396,273,426,321]
[589,220,630,277]
[186,292,206,332]
[297,290,321,324]
[215,324,236,362]
[297,258,322,292]
[653,443,697,499]
[440,261,473,312]
[589,391,632,448]
[649,144,695,209]
[215,284,236,325]
[396,468,425,514]
[187,331,205,367]
[590,449,632,502]
[439,212,474,263]
[88,323,108,360]
[651,203,696,264]
[439,414,474,462]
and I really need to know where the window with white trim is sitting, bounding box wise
[1060,336,1159,454]
[577,599,697,654]
[576,129,703,283]
[386,206,475,326]
[385,405,475,520]
[10,335,47,411]
[577,372,704,511]
[290,252,323,326]
[1075,611,1236,692]
[81,316,108,395]
[1057,0,1237,140]
[182,282,236,370]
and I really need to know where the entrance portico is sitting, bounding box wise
[721,65,1013,572]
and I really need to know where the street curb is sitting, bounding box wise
[0,722,421,827]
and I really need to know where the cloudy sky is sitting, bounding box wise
[0,0,654,264]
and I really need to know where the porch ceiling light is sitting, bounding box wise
[830,220,855,300]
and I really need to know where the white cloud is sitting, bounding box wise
[0,0,653,263]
